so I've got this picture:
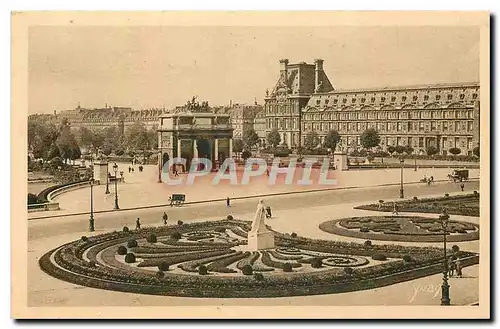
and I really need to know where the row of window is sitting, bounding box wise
[314,135,474,150]
[303,121,475,133]
[314,93,478,106]
[302,110,474,121]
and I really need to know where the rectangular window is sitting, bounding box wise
[408,137,412,146]
[397,137,401,146]
[455,137,459,148]
[467,138,473,150]
[455,121,460,131]
[419,122,424,132]
[467,121,473,131]
[419,137,424,147]
[407,122,412,131]
[443,121,448,131]
[431,121,436,131]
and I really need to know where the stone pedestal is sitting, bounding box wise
[247,230,275,250]
[333,151,348,171]
[93,161,109,184]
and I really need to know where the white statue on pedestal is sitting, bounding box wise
[247,199,275,250]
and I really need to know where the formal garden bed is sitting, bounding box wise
[354,193,480,217]
[39,218,478,298]
[319,215,479,243]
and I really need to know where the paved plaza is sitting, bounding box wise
[32,163,479,219]
[28,176,480,307]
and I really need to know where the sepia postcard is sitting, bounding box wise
[11,11,490,319]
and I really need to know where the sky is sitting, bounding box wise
[28,26,480,114]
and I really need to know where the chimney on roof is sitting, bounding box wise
[230,100,232,107]
[254,97,257,105]
[279,58,289,80]
[314,59,324,92]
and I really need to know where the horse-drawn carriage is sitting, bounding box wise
[448,169,469,182]
[169,194,186,207]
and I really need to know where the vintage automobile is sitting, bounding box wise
[168,194,186,207]
[448,169,469,182]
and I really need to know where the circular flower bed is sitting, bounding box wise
[38,219,478,298]
[319,216,479,242]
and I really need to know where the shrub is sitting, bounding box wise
[291,232,298,238]
[445,193,450,197]
[451,245,460,253]
[282,263,293,272]
[177,220,184,226]
[413,196,418,201]
[372,253,387,261]
[227,215,234,220]
[310,258,323,268]
[198,265,208,275]
[378,200,384,204]
[473,191,479,196]
[171,232,182,240]
[254,272,265,281]
[87,260,96,268]
[123,226,130,233]
[81,236,88,242]
[27,193,40,205]
[364,240,372,247]
[242,265,253,275]
[360,227,370,233]
[402,255,413,263]
[146,233,157,243]
[124,253,136,263]
[214,227,226,233]
[117,246,127,255]
[127,239,138,248]
[344,267,354,276]
[156,270,165,279]
[158,262,170,271]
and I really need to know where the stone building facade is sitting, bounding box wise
[214,103,263,140]
[263,59,480,155]
[263,59,334,148]
[56,105,167,133]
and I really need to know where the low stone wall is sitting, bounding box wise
[47,181,90,202]
[28,202,60,212]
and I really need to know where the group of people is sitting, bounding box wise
[448,256,463,278]
[134,212,169,230]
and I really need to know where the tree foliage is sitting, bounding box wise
[473,145,480,157]
[266,129,281,148]
[387,145,396,154]
[448,147,461,156]
[303,131,320,150]
[426,145,438,156]
[232,139,244,153]
[242,128,260,149]
[360,129,381,150]
[323,130,341,152]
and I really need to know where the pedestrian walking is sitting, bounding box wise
[460,183,465,192]
[128,166,131,173]
[136,217,141,230]
[455,258,463,278]
[162,212,168,225]
[392,202,399,215]
[226,197,231,207]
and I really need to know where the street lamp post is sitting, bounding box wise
[414,155,417,171]
[89,178,95,232]
[158,150,162,183]
[399,157,405,199]
[113,162,120,210]
[440,210,451,306]
[105,162,110,194]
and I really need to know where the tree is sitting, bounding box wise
[28,118,60,160]
[232,139,244,153]
[242,128,260,149]
[126,122,150,152]
[426,145,438,156]
[360,128,381,150]
[76,127,95,148]
[241,150,252,160]
[56,119,79,164]
[395,145,405,155]
[449,147,461,157]
[47,143,61,160]
[101,143,113,156]
[404,146,414,155]
[473,145,480,157]
[323,130,341,153]
[303,131,320,150]
[266,129,281,148]
[387,145,396,155]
